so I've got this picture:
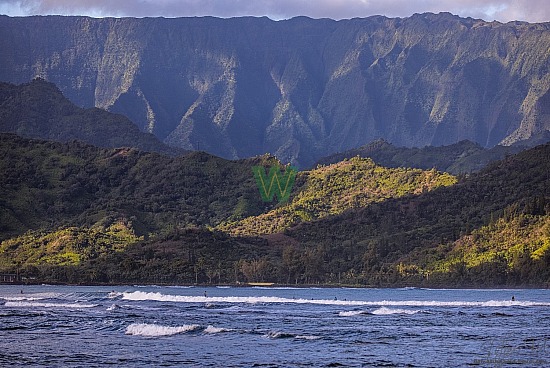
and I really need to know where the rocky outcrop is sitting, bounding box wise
[0,14,548,166]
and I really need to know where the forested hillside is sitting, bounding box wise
[284,144,550,286]
[0,135,548,286]
[0,133,277,239]
[221,157,456,236]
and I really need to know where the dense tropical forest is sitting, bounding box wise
[1,132,549,287]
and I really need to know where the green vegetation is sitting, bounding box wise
[0,219,140,268]
[404,207,550,286]
[283,145,550,286]
[0,133,279,240]
[221,157,456,236]
[0,226,271,284]
[0,134,548,287]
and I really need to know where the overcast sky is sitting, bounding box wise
[0,0,549,23]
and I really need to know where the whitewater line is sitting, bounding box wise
[121,291,550,307]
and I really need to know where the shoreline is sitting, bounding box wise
[2,281,548,290]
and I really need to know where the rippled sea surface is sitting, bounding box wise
[0,285,549,367]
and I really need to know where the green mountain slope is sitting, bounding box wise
[0,133,278,240]
[282,143,550,285]
[221,157,456,236]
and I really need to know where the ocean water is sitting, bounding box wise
[0,285,548,367]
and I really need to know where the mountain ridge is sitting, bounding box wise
[1,14,549,166]
[0,79,184,156]
[314,139,527,174]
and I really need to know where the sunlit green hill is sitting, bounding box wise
[221,157,456,236]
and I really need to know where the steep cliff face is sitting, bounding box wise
[1,14,548,166]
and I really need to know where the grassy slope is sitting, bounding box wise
[220,157,456,236]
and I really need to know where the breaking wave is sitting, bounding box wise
[204,325,231,334]
[125,323,200,337]
[121,291,549,307]
[371,307,419,315]
[339,310,368,317]
[339,308,419,316]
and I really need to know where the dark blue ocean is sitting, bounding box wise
[0,285,548,367]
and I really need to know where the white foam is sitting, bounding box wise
[204,325,230,334]
[125,323,200,337]
[107,291,123,299]
[4,301,97,309]
[371,307,419,315]
[263,331,295,339]
[121,291,549,307]
[295,335,321,340]
[339,310,366,317]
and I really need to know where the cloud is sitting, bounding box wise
[0,0,548,22]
